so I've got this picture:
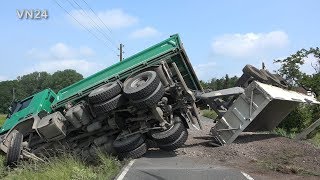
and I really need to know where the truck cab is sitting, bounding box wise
[0,89,57,135]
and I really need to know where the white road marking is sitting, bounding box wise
[116,159,136,180]
[241,171,254,180]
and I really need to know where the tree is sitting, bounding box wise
[274,47,320,87]
[0,69,83,114]
[274,47,320,133]
[200,75,239,91]
[43,69,83,92]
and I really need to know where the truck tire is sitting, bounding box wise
[159,129,188,151]
[118,143,147,160]
[274,74,289,88]
[123,71,160,101]
[113,134,145,153]
[145,138,158,148]
[6,130,23,167]
[89,81,122,104]
[93,94,126,114]
[260,69,282,86]
[131,82,164,108]
[243,65,268,82]
[149,117,184,144]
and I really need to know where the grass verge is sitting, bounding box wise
[0,153,121,180]
[271,128,296,139]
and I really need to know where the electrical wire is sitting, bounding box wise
[81,0,121,44]
[68,0,118,48]
[52,0,118,55]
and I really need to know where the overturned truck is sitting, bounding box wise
[0,34,318,166]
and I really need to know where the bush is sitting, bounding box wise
[278,106,313,133]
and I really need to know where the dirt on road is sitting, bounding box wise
[173,117,320,180]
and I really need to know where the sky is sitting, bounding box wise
[0,0,319,82]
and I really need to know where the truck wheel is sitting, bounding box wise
[131,82,164,108]
[6,130,23,167]
[93,94,126,114]
[118,143,147,160]
[274,74,289,88]
[243,65,268,82]
[159,129,188,151]
[113,134,145,153]
[89,81,122,104]
[149,117,184,144]
[260,69,282,86]
[123,71,160,101]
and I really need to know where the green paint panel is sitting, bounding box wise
[0,89,56,134]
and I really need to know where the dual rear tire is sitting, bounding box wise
[113,134,147,160]
[149,116,188,151]
[123,71,165,108]
[241,64,288,88]
[89,81,125,114]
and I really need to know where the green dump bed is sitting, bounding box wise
[52,34,202,109]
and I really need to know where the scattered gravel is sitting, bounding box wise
[174,116,320,179]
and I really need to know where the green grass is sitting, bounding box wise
[201,109,217,119]
[272,128,297,139]
[272,128,320,147]
[310,132,320,147]
[0,153,121,180]
[0,114,121,179]
[0,114,6,126]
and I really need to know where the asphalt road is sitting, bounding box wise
[115,117,255,180]
[115,152,254,180]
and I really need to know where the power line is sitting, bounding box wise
[52,0,118,55]
[67,0,118,48]
[81,0,120,44]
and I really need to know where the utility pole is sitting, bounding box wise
[119,43,124,62]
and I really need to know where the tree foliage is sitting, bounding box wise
[275,47,320,133]
[0,70,83,114]
[200,74,238,91]
[274,47,320,88]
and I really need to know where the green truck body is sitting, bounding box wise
[52,34,201,110]
[1,34,201,135]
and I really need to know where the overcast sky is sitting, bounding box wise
[1,0,319,81]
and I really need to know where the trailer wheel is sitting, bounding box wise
[123,71,160,101]
[243,65,268,82]
[260,69,282,86]
[89,81,122,104]
[93,94,126,114]
[118,143,147,160]
[113,134,145,153]
[273,74,289,88]
[6,130,23,167]
[159,129,188,151]
[149,117,184,144]
[131,82,164,108]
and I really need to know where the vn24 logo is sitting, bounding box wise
[16,9,49,20]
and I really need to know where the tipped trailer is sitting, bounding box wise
[199,80,319,145]
[0,34,318,166]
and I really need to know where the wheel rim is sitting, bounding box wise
[131,76,150,88]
